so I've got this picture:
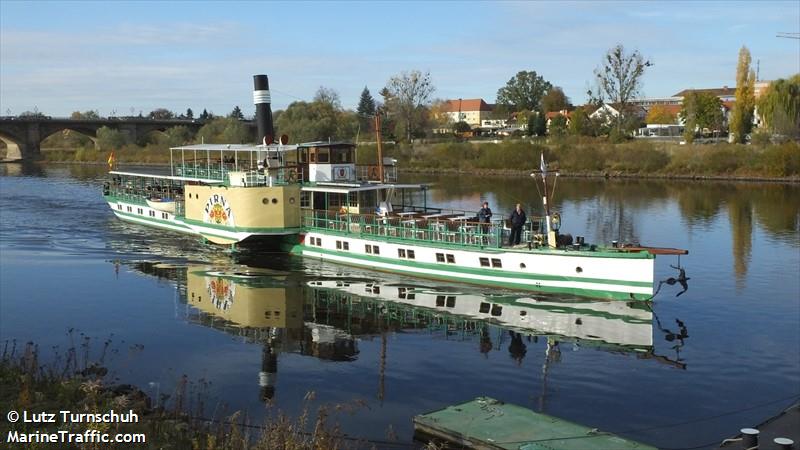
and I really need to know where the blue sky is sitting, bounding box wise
[1,1,798,117]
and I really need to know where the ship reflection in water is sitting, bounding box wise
[130,261,688,402]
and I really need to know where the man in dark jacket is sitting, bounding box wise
[508,203,526,246]
[478,201,492,225]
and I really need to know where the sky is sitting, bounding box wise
[1,1,799,118]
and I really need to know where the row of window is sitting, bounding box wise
[117,204,168,219]
[317,237,510,269]
[398,248,416,259]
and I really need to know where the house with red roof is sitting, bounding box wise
[438,99,494,128]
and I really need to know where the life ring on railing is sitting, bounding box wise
[551,212,561,231]
[370,166,379,179]
[287,169,297,183]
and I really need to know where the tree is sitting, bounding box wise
[680,91,723,142]
[541,87,571,113]
[199,109,211,121]
[453,121,471,133]
[496,70,552,111]
[357,87,376,117]
[757,74,799,138]
[96,126,128,150]
[313,86,341,110]
[730,46,756,143]
[70,110,100,120]
[384,70,435,142]
[148,108,175,120]
[229,106,244,120]
[569,107,594,136]
[646,105,677,125]
[548,115,567,137]
[588,44,651,132]
[197,117,251,144]
[528,111,547,136]
[185,108,194,120]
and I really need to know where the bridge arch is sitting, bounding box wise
[0,132,23,161]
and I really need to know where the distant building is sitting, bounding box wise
[545,110,571,130]
[438,99,493,128]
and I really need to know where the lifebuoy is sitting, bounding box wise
[338,168,346,178]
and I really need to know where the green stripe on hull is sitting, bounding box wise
[292,244,653,301]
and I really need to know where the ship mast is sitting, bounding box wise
[539,153,557,248]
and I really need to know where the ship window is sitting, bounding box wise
[365,244,372,254]
[398,249,406,258]
[372,285,380,294]
[262,198,269,204]
[491,304,503,316]
[491,258,502,268]
[272,198,278,204]
[407,250,415,259]
[117,204,122,210]
[300,192,310,208]
[446,296,456,307]
[398,287,406,298]
[436,253,445,263]
[479,302,490,313]
[373,246,380,255]
[317,149,330,163]
[480,257,490,267]
[137,208,143,214]
[446,254,455,264]
[162,213,168,219]
[407,293,416,300]
[436,295,445,307]
[336,241,342,250]
[310,152,316,163]
[127,206,132,212]
[343,241,349,251]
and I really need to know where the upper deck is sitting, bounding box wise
[166,142,397,187]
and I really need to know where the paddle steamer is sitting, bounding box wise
[103,75,687,301]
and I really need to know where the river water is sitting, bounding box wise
[1,162,798,449]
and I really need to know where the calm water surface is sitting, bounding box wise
[1,163,798,449]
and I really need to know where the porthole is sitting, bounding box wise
[576,266,583,273]
[289,197,295,204]
[272,198,278,204]
[262,198,269,204]
[520,263,526,269]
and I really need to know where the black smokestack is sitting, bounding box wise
[253,74,274,144]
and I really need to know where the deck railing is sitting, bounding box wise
[174,164,305,186]
[302,210,545,249]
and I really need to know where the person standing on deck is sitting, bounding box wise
[478,201,492,231]
[508,203,526,246]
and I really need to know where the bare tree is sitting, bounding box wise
[313,86,342,110]
[588,44,651,133]
[385,70,435,142]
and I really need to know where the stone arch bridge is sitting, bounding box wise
[0,117,253,161]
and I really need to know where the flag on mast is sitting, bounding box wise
[540,152,547,175]
[107,151,115,169]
